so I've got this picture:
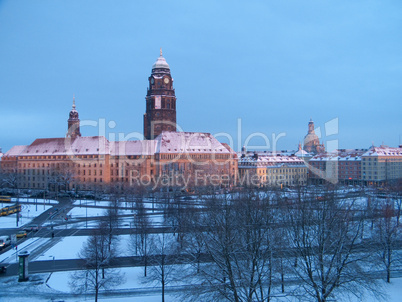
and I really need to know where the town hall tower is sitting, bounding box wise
[143,49,177,139]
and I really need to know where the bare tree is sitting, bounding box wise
[163,191,188,248]
[285,188,384,302]
[70,221,124,302]
[1,168,22,192]
[130,198,152,277]
[103,197,121,252]
[182,190,280,302]
[373,200,402,283]
[1,168,22,226]
[145,232,180,302]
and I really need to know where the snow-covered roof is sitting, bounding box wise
[154,131,230,154]
[3,145,28,157]
[152,54,170,70]
[1,132,235,160]
[238,155,306,168]
[310,149,367,162]
[16,137,110,156]
[110,140,157,156]
[295,149,311,157]
[362,146,402,157]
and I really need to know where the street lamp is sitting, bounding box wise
[85,201,88,228]
[49,255,55,271]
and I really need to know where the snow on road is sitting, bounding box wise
[0,199,57,229]
[0,237,50,264]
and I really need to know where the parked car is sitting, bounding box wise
[16,231,27,238]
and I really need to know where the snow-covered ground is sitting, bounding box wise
[2,194,402,301]
[36,234,135,261]
[36,236,87,261]
[0,267,177,302]
[6,228,402,302]
[55,200,165,229]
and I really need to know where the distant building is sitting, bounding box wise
[0,51,237,192]
[309,149,366,185]
[238,150,307,187]
[303,118,325,154]
[308,145,402,186]
[361,145,402,185]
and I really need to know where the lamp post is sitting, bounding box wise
[85,201,88,228]
[49,255,55,271]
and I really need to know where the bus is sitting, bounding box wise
[0,204,21,216]
[0,196,11,203]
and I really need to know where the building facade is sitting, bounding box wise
[308,146,402,185]
[238,152,307,187]
[308,149,366,185]
[361,145,402,185]
[1,51,237,192]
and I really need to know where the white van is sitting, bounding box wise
[0,236,11,249]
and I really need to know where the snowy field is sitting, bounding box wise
[37,234,135,261]
[36,236,88,261]
[60,200,165,229]
[0,267,178,302]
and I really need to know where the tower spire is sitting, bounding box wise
[67,95,81,138]
[160,47,163,57]
[72,94,76,111]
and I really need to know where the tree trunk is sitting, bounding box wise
[281,257,285,293]
[95,287,98,302]
[162,254,165,302]
[144,239,147,277]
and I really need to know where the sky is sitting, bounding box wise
[0,0,401,153]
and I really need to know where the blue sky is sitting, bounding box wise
[0,0,401,152]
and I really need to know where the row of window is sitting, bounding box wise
[18,162,103,168]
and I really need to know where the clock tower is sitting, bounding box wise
[144,49,177,140]
[67,96,81,139]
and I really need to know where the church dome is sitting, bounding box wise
[152,49,170,70]
[304,133,319,146]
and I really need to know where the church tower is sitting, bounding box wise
[67,96,81,139]
[303,118,324,154]
[144,49,177,140]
